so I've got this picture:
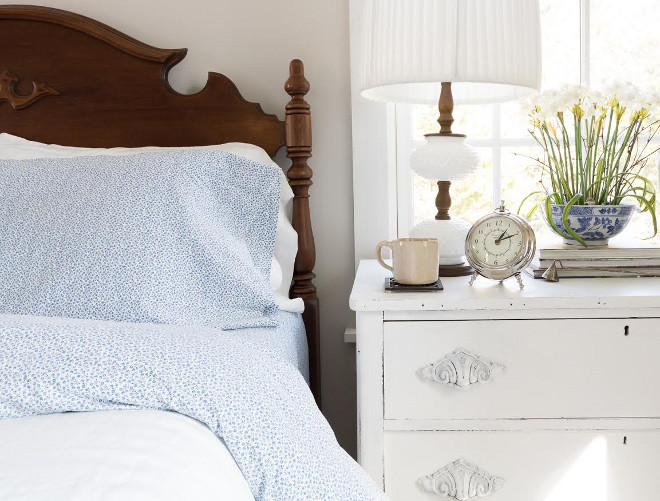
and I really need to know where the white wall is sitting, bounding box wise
[2,0,359,455]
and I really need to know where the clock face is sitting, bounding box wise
[467,216,524,268]
[465,206,536,282]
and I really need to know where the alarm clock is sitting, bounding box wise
[465,201,536,289]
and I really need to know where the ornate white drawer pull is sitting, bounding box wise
[417,458,504,500]
[418,348,504,388]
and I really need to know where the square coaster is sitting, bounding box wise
[384,277,444,292]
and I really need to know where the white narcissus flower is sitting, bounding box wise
[524,84,657,126]
[582,102,599,120]
[559,84,590,104]
[585,88,606,108]
[648,89,660,121]
[602,81,647,110]
[581,89,606,120]
[527,83,657,120]
[541,90,568,117]
[650,89,660,107]
[527,85,591,119]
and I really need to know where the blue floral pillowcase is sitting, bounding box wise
[0,150,281,329]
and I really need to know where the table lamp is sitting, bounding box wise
[359,0,541,276]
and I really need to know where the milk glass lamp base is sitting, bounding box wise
[409,218,471,266]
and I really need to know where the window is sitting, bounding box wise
[396,0,660,244]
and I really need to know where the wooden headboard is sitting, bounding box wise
[0,5,321,406]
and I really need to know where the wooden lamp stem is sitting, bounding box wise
[427,82,464,139]
[438,82,454,135]
[435,180,452,220]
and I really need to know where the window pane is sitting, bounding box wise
[590,0,660,89]
[413,149,493,226]
[502,0,580,138]
[538,0,580,89]
[500,146,554,241]
[590,0,660,244]
[500,101,533,140]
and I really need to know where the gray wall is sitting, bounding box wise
[2,0,358,455]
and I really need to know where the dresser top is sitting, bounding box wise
[350,259,660,313]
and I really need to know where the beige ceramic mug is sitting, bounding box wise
[376,238,439,285]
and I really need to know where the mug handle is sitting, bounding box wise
[376,240,394,272]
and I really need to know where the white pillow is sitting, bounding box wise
[0,133,303,313]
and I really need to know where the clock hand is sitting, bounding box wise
[498,233,520,241]
[495,229,508,243]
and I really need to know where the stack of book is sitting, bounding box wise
[526,239,660,278]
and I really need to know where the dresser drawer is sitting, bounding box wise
[384,319,660,420]
[385,429,660,500]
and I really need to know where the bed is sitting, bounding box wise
[0,5,384,500]
[0,5,320,398]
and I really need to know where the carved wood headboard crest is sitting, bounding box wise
[0,70,60,110]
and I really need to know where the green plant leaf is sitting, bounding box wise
[624,193,658,239]
[517,191,545,219]
[543,194,571,240]
[561,194,588,247]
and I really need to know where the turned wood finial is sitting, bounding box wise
[285,59,310,97]
[435,180,452,220]
[437,82,454,134]
[284,59,315,299]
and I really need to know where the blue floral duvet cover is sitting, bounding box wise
[0,313,386,500]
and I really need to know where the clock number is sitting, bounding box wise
[474,239,479,244]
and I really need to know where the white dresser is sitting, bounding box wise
[349,260,660,501]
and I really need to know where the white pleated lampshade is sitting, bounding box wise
[359,0,541,104]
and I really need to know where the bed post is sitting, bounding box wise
[285,59,321,408]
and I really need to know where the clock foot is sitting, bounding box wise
[468,271,478,286]
[515,273,524,290]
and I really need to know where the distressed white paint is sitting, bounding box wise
[385,430,660,500]
[355,311,385,488]
[385,318,660,420]
[350,260,660,313]
[384,417,660,432]
[350,259,660,498]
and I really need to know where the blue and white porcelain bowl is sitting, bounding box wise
[542,204,635,246]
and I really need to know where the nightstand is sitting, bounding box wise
[350,259,660,500]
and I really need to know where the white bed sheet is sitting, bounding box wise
[0,410,254,501]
